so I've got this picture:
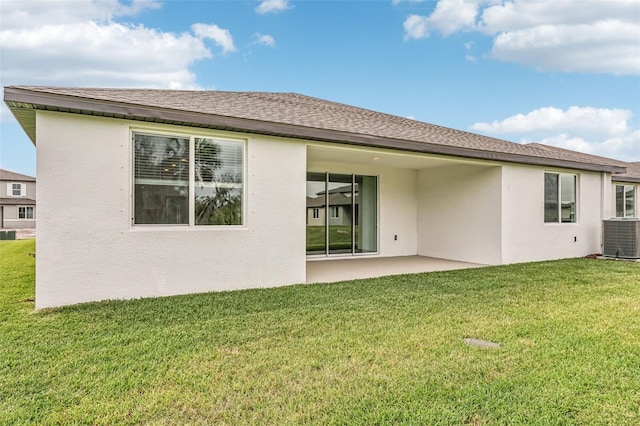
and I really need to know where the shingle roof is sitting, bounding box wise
[3,85,629,174]
[527,144,640,183]
[613,162,640,183]
[0,197,36,206]
[0,169,35,182]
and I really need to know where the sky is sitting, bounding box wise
[1,0,639,177]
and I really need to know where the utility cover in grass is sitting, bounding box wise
[463,338,501,349]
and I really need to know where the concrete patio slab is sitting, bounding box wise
[306,255,485,283]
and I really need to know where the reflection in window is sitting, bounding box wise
[194,138,243,225]
[544,172,577,223]
[616,185,636,218]
[133,133,244,226]
[134,134,189,225]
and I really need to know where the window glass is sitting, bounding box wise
[545,172,576,223]
[625,186,635,217]
[194,138,243,225]
[560,174,576,223]
[134,134,189,225]
[544,173,559,223]
[616,185,625,217]
[617,185,636,217]
[12,183,22,196]
[133,132,244,226]
[18,206,34,219]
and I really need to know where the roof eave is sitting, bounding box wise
[3,86,626,174]
[612,176,640,183]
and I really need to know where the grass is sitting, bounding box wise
[306,225,358,252]
[1,239,640,425]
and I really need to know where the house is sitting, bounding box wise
[0,169,36,229]
[3,85,634,308]
[527,143,639,220]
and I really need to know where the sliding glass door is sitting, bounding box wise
[306,172,377,256]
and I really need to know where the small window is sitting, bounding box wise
[330,206,340,219]
[544,172,577,223]
[133,132,244,226]
[18,206,34,219]
[616,185,636,217]
[312,208,319,219]
[8,183,24,197]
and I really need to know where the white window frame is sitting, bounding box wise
[131,128,247,228]
[18,206,34,219]
[330,206,340,219]
[544,172,578,224]
[7,183,25,197]
[312,208,319,219]
[616,184,636,218]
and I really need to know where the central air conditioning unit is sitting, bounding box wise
[603,218,640,259]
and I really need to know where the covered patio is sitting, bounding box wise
[306,255,485,283]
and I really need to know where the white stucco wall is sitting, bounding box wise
[501,165,604,264]
[35,111,307,308]
[417,164,503,265]
[307,161,418,257]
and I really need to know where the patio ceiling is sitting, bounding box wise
[307,143,497,171]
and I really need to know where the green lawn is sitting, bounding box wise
[306,225,357,252]
[2,239,640,425]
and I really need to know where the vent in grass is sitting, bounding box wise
[463,338,501,349]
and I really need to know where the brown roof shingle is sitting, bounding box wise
[3,86,629,173]
[613,162,640,183]
[0,169,35,182]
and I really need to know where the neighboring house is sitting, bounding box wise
[3,85,634,308]
[0,169,36,229]
[611,162,640,218]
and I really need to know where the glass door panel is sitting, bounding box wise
[306,172,326,255]
[328,174,353,254]
[355,175,377,253]
[306,172,377,256]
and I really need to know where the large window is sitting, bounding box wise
[18,206,34,219]
[544,172,577,223]
[306,172,377,255]
[616,185,636,217]
[133,132,244,226]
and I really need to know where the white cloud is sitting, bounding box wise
[192,24,236,54]
[0,0,236,91]
[256,0,290,14]
[471,106,632,138]
[0,0,161,29]
[403,15,429,40]
[471,106,640,161]
[254,33,276,47]
[402,0,640,75]
[402,0,482,40]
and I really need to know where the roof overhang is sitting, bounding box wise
[612,176,640,183]
[3,86,628,174]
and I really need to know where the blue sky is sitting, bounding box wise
[1,0,639,176]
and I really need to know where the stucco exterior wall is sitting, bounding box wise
[417,164,502,265]
[35,111,307,308]
[501,164,604,264]
[307,161,418,257]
